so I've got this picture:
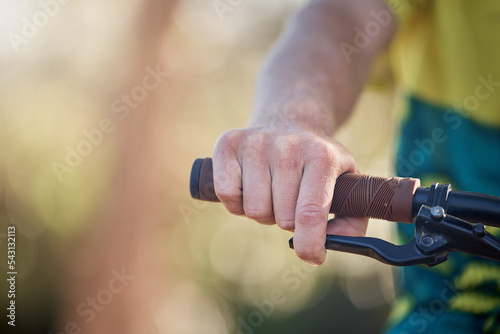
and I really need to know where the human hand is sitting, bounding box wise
[212,125,369,265]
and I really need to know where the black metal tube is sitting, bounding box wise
[412,188,500,227]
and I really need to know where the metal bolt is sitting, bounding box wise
[421,236,435,247]
[430,206,444,219]
[473,223,486,238]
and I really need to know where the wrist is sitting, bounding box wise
[249,95,335,137]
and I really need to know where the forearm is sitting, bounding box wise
[250,0,395,136]
[213,0,396,265]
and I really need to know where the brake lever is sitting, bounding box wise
[289,234,447,267]
[289,206,500,266]
[289,183,500,267]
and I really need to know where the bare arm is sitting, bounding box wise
[213,0,395,265]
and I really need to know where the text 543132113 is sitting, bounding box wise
[6,226,16,327]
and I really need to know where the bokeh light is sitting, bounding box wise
[0,1,399,333]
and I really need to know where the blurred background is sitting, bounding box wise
[0,0,400,333]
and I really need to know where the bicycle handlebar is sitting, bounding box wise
[189,157,500,265]
[190,158,420,224]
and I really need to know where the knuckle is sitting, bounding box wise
[215,129,244,153]
[216,188,242,207]
[274,134,300,151]
[276,219,295,231]
[244,206,274,223]
[310,144,335,163]
[273,136,303,170]
[307,144,345,178]
[221,129,244,143]
[276,152,300,172]
[227,207,245,216]
[244,132,269,157]
[255,219,275,226]
[276,155,300,173]
[296,202,326,224]
[223,201,244,215]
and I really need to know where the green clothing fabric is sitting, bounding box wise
[379,1,500,332]
[385,96,500,334]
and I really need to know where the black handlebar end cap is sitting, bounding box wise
[190,158,204,199]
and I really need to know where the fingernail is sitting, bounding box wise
[305,259,322,267]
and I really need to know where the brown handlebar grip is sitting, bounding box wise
[330,173,420,223]
[190,158,420,222]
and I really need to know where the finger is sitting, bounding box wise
[335,143,357,175]
[271,150,303,231]
[212,132,244,215]
[326,215,368,237]
[293,153,338,265]
[242,152,274,225]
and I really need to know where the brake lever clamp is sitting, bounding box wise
[414,183,500,264]
[289,183,500,266]
[415,205,500,265]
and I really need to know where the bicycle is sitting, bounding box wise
[189,158,500,266]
